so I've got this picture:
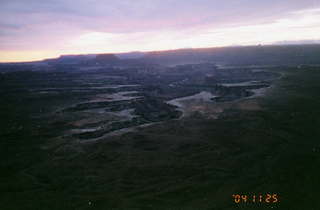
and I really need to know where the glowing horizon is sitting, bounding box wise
[1,0,320,62]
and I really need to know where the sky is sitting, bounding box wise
[1,0,320,62]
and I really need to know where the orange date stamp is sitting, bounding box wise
[232,193,279,204]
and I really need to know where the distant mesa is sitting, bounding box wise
[116,51,145,59]
[44,54,94,65]
[40,44,320,66]
[94,53,119,64]
[44,53,120,65]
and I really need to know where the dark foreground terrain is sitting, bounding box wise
[1,46,320,210]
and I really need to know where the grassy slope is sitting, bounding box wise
[1,66,320,210]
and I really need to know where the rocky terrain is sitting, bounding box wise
[1,45,320,210]
[0,61,279,144]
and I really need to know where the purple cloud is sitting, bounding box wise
[0,0,319,60]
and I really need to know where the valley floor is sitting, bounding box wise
[1,65,320,210]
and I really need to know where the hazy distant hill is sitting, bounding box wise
[44,54,96,65]
[93,53,119,64]
[116,51,145,59]
[44,53,119,65]
[40,44,320,67]
[140,44,320,66]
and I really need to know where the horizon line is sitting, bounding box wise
[1,42,320,64]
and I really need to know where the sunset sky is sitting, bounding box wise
[1,0,320,62]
